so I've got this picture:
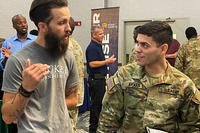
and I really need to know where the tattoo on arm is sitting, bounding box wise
[13,94,26,119]
[15,108,24,119]
[65,86,77,97]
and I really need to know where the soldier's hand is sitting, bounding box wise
[22,59,50,92]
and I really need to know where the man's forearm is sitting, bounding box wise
[2,92,29,124]
[66,97,78,110]
[89,60,107,68]
[66,86,78,110]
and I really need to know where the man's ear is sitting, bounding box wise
[161,43,168,53]
[38,22,47,33]
[91,33,95,39]
[13,24,16,30]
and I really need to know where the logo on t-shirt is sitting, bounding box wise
[44,65,68,80]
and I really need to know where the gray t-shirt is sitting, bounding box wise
[2,42,79,133]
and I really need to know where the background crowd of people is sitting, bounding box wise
[0,0,200,133]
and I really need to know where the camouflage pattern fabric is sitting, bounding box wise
[68,107,79,133]
[68,37,85,133]
[175,38,200,89]
[68,37,85,106]
[128,47,136,64]
[97,63,200,133]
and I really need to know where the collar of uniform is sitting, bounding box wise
[118,63,145,80]
[189,37,197,41]
[140,62,174,88]
[117,62,173,84]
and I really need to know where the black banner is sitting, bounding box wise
[91,7,119,76]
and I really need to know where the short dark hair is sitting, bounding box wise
[133,25,141,43]
[137,21,173,47]
[29,0,68,28]
[185,27,197,40]
[69,17,75,35]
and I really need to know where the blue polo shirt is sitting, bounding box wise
[0,34,36,69]
[86,40,107,76]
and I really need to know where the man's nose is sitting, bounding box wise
[65,23,71,33]
[135,44,142,52]
[21,22,27,27]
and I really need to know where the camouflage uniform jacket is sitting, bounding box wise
[175,38,200,89]
[128,48,136,64]
[68,37,85,106]
[97,63,200,133]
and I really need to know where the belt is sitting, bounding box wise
[89,74,105,79]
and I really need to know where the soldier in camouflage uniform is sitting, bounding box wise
[68,17,85,133]
[97,21,200,133]
[175,27,200,89]
[128,26,141,64]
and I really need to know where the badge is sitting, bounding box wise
[106,77,115,91]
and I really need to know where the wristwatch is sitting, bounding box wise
[18,85,34,98]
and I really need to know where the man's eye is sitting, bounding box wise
[58,20,67,25]
[142,43,149,48]
[58,21,65,25]
[137,42,149,48]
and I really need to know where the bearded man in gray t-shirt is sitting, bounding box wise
[1,0,79,132]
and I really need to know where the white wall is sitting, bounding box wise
[0,0,200,64]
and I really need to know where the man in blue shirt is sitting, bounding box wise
[86,26,116,133]
[0,14,36,69]
[0,14,36,133]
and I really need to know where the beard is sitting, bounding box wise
[44,27,69,59]
[18,29,27,36]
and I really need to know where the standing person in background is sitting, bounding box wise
[68,17,85,133]
[0,14,36,133]
[1,0,79,132]
[97,21,200,132]
[128,25,141,64]
[165,39,180,66]
[175,27,200,89]
[86,26,116,133]
[0,14,36,70]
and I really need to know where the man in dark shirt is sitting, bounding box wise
[165,39,180,66]
[86,26,116,133]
